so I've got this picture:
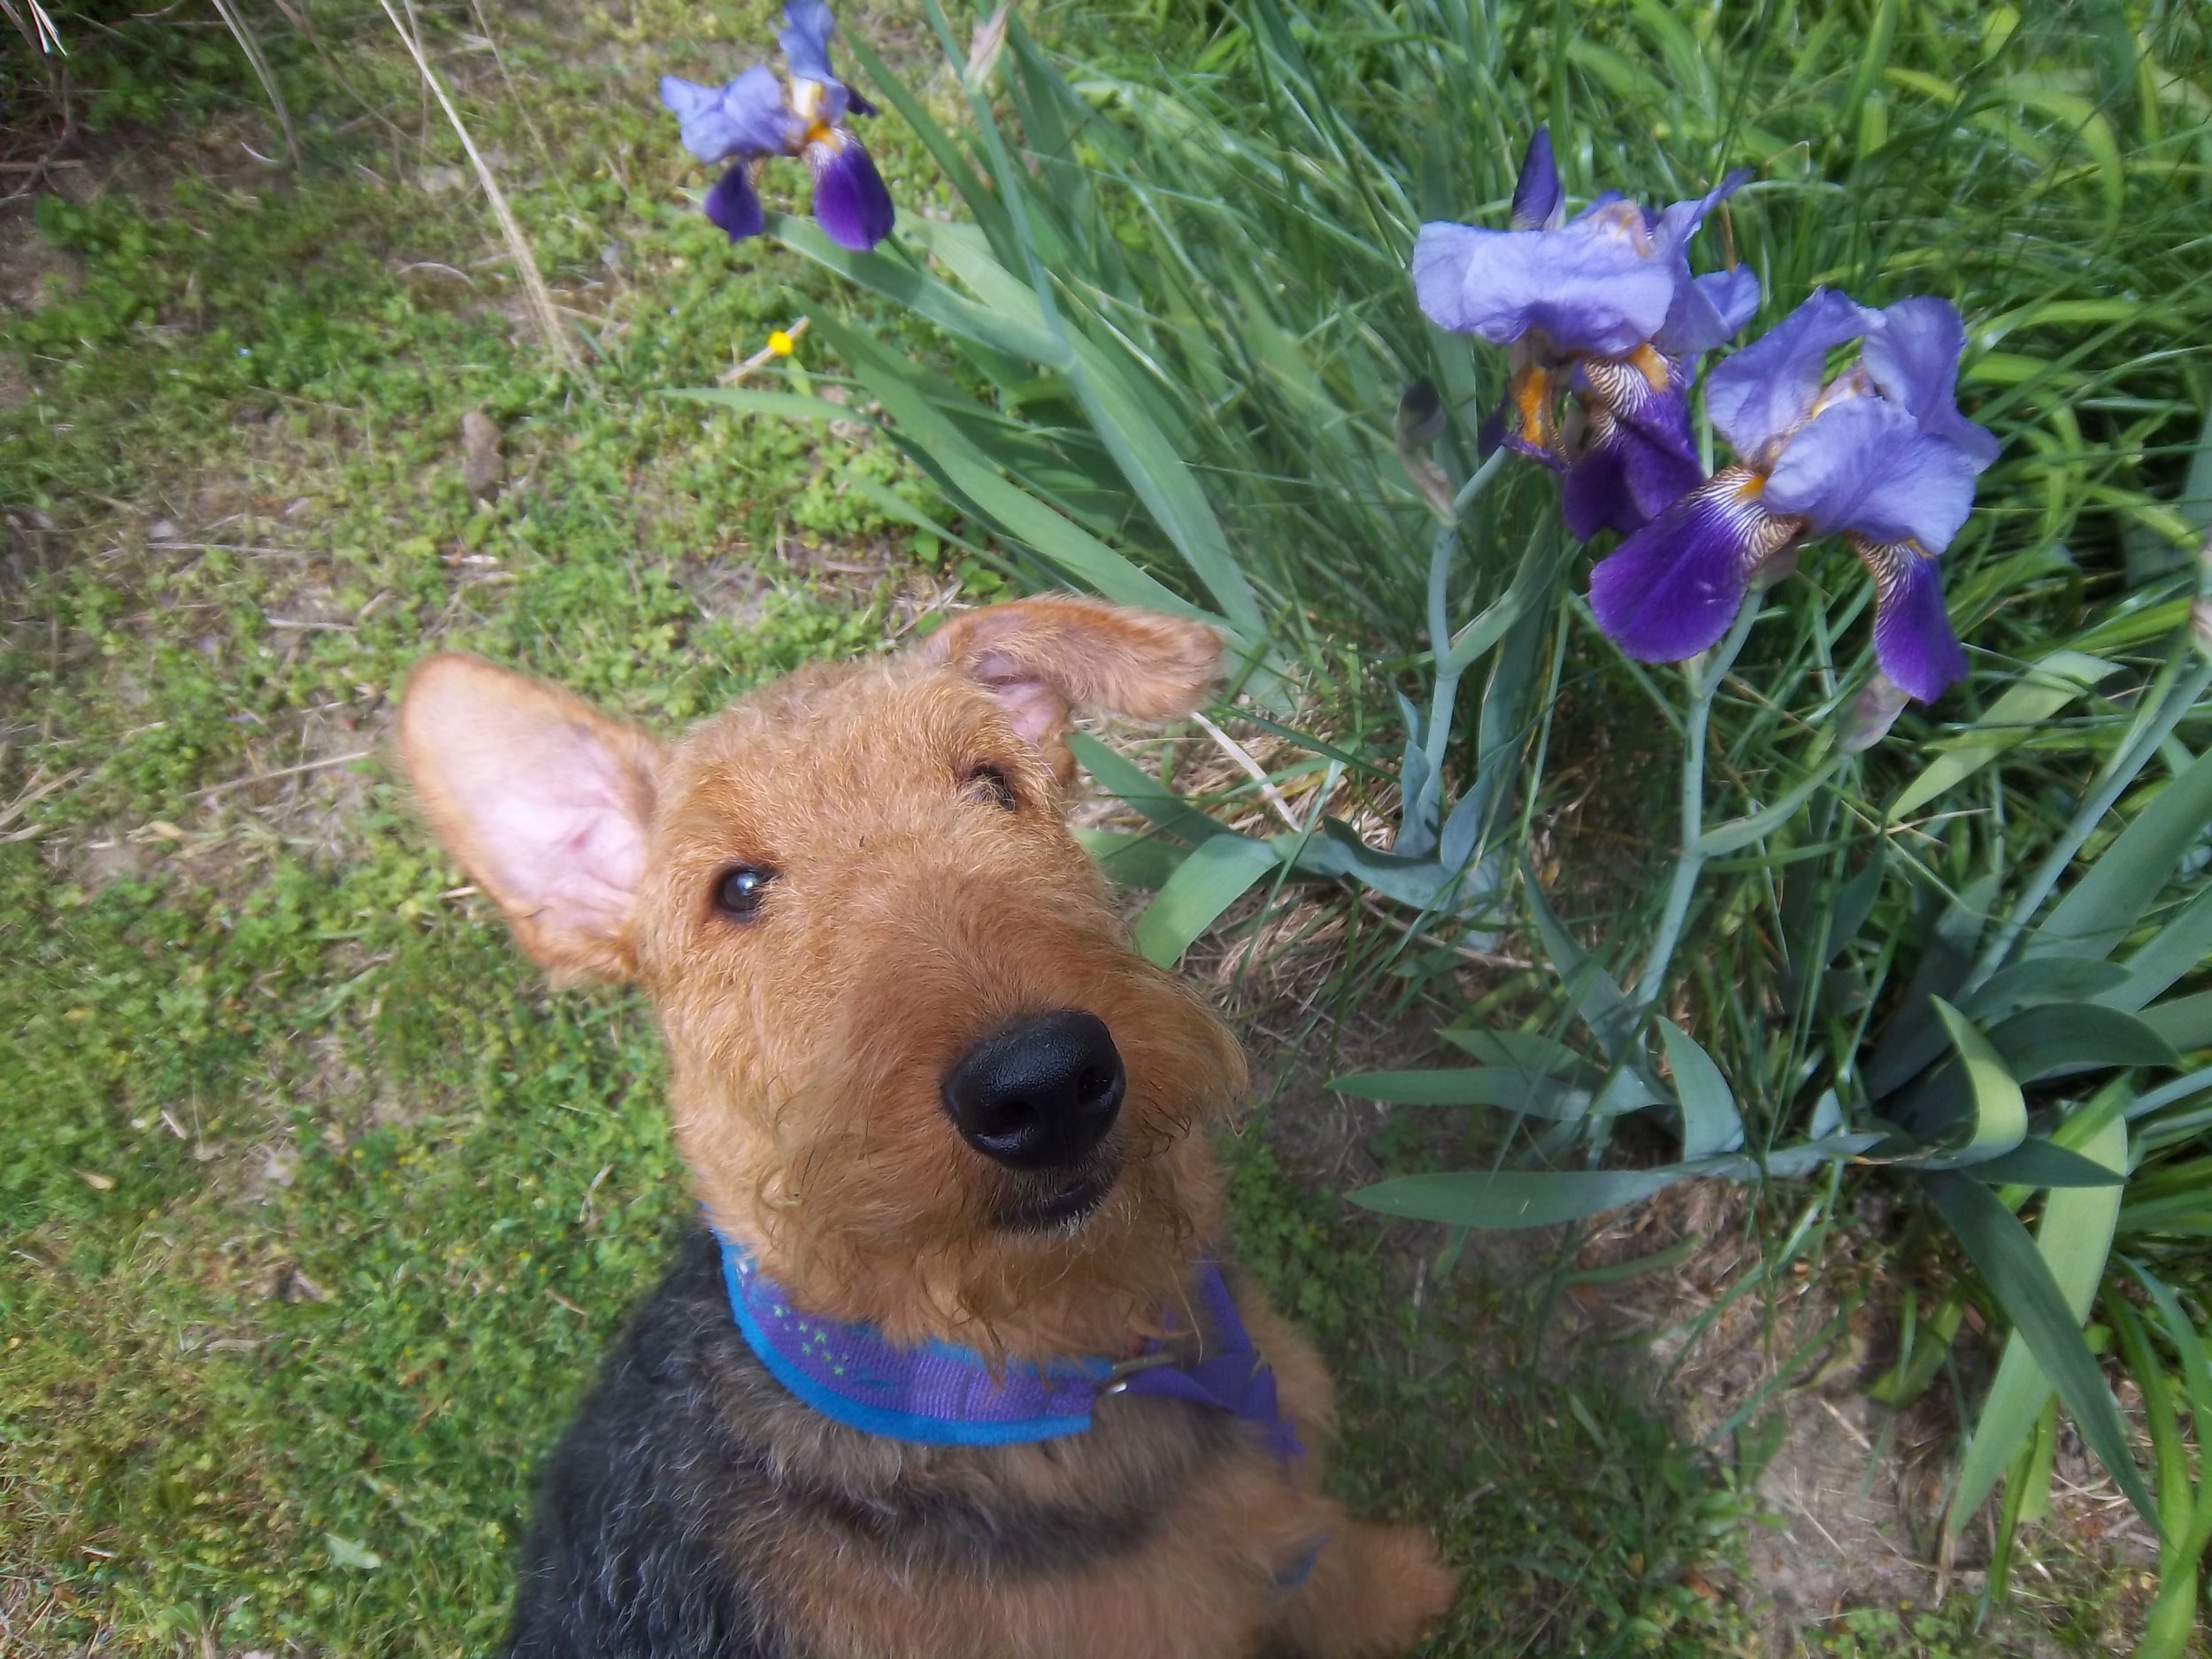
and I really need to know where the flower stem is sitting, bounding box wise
[1412,448,1511,839]
[1629,596,1762,1029]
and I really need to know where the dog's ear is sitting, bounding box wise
[398,654,662,981]
[923,596,1224,778]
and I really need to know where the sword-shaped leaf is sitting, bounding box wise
[1351,1167,1698,1228]
[1132,833,1280,966]
[1659,1019,1744,1158]
[2031,742,2212,960]
[1987,1002,2180,1081]
[1927,1171,2154,1526]
[1931,998,2027,1162]
[1065,732,1228,847]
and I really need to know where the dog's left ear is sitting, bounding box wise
[923,596,1224,778]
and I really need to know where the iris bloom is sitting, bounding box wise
[1588,289,1998,701]
[1412,130,1757,537]
[660,1,895,252]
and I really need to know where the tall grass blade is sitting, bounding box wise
[1890,650,2120,819]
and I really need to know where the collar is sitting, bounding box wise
[714,1230,1302,1463]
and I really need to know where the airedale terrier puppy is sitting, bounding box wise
[399,596,1456,1658]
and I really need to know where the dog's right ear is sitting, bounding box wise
[398,654,662,982]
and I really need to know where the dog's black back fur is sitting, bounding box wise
[507,1225,1245,1658]
[506,1227,786,1657]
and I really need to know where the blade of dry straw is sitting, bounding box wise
[373,0,576,369]
[209,0,299,166]
[3,0,66,55]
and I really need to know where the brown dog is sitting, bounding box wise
[399,596,1455,1658]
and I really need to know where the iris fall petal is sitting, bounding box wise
[703,162,765,241]
[1566,357,1702,533]
[1588,469,1802,661]
[1563,413,1703,540]
[1855,536,1967,700]
[1563,420,1641,539]
[806,129,895,250]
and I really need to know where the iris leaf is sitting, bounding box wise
[1926,1171,2154,1527]
[1132,833,1281,965]
[1659,1019,1744,1159]
[2030,741,2212,961]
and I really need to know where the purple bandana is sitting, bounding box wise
[715,1232,1302,1463]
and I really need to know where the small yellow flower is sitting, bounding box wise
[767,329,795,357]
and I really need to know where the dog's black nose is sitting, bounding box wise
[941,1011,1125,1171]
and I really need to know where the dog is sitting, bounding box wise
[398,596,1457,1658]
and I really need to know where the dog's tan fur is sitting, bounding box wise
[400,596,1455,1658]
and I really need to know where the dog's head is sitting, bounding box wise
[399,598,1246,1357]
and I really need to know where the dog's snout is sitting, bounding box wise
[941,1011,1125,1171]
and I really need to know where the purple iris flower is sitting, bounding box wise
[1588,290,1998,702]
[659,1,895,252]
[1413,130,1758,537]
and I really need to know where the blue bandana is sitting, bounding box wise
[715,1231,1302,1462]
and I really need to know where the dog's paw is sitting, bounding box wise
[1343,1521,1456,1654]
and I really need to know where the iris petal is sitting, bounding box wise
[1509,127,1563,231]
[1653,265,1761,359]
[1764,399,1979,552]
[1621,423,1703,526]
[1577,353,1697,463]
[1647,172,1749,267]
[806,129,895,250]
[1863,296,1999,468]
[1705,287,1879,463]
[1853,536,1967,701]
[1410,216,1679,357]
[1588,468,1802,661]
[659,65,793,163]
[1564,412,1701,540]
[778,0,839,83]
[1840,672,1915,752]
[1563,415,1641,539]
[1567,358,1701,534]
[1498,360,1566,469]
[703,162,765,241]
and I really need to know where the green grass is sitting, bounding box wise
[4,0,2206,1655]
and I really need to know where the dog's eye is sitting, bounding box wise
[713,865,776,918]
[962,763,1019,813]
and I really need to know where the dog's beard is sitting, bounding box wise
[749,1095,1216,1363]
